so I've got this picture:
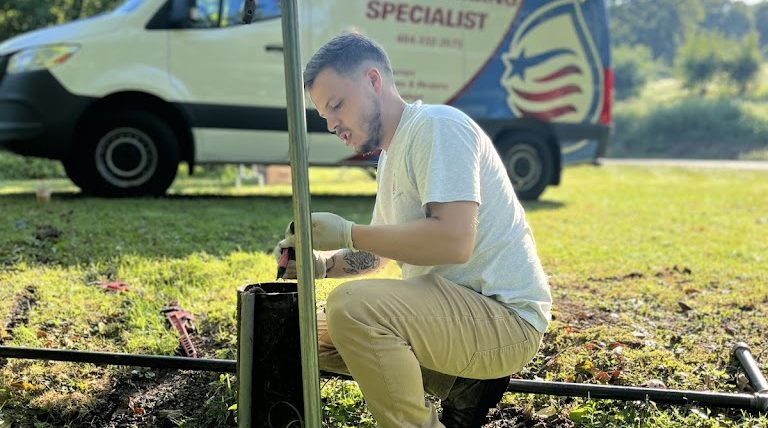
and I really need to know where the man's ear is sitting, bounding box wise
[366,67,383,92]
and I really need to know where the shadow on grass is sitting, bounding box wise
[0,191,376,200]
[522,199,566,211]
[0,192,376,267]
[1,191,563,268]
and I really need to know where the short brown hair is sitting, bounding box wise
[303,32,393,89]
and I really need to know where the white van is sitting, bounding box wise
[0,0,612,199]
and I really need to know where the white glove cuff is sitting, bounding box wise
[343,221,356,251]
[314,252,328,279]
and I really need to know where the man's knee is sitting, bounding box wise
[325,279,380,335]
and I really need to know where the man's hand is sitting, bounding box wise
[311,212,356,251]
[273,222,327,279]
[273,248,328,279]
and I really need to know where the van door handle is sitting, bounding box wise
[265,44,284,52]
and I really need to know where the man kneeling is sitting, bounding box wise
[275,32,552,428]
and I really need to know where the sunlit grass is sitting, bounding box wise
[1,165,767,427]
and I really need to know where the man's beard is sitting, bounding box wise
[357,97,383,154]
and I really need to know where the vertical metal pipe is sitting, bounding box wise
[732,342,768,393]
[280,0,323,426]
[237,286,256,428]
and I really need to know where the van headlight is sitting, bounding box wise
[7,44,80,74]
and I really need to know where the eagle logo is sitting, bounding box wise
[500,0,603,123]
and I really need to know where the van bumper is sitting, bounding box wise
[0,68,93,160]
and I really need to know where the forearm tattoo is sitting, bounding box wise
[342,251,380,275]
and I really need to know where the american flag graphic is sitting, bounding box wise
[500,1,602,123]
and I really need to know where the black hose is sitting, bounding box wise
[732,342,768,393]
[2,345,766,413]
[0,346,236,372]
[505,378,764,412]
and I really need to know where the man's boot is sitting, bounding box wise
[440,376,509,428]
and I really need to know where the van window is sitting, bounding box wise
[192,0,222,28]
[222,0,281,27]
[191,0,281,28]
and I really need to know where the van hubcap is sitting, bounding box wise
[95,127,158,188]
[505,144,541,192]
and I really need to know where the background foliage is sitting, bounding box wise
[0,0,121,42]
[1,0,767,165]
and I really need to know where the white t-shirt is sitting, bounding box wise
[371,101,552,333]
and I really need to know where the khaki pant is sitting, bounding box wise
[317,273,543,428]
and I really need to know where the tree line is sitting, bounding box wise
[0,0,122,42]
[611,0,767,98]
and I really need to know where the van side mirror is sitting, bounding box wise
[169,0,193,27]
[243,0,257,24]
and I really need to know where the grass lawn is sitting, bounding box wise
[0,165,766,427]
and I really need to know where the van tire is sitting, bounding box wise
[497,132,554,200]
[67,110,180,197]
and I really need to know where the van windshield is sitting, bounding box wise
[113,0,144,15]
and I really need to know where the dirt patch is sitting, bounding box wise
[586,266,692,284]
[485,404,575,427]
[552,298,614,328]
[4,224,64,265]
[2,286,38,344]
[587,271,644,283]
[80,323,236,428]
[85,369,232,428]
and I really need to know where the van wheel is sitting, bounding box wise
[67,110,180,197]
[497,132,554,200]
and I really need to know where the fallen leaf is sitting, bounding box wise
[595,371,612,383]
[690,407,708,419]
[100,281,130,293]
[534,406,558,419]
[564,325,579,334]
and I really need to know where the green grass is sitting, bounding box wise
[1,165,767,427]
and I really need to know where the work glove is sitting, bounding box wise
[274,221,328,279]
[311,212,356,251]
